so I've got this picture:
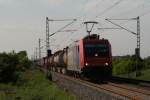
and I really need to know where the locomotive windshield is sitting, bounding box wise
[84,44,109,57]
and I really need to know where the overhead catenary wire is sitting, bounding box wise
[95,0,124,18]
[49,0,110,47]
[52,18,86,49]
[88,0,125,34]
[96,0,143,28]
[96,1,150,37]
[105,19,137,35]
[47,18,79,52]
[53,19,84,48]
[109,3,150,28]
[58,32,76,49]
[49,19,77,37]
[48,19,77,21]
[111,3,145,18]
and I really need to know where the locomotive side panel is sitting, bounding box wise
[109,43,112,67]
[79,40,85,69]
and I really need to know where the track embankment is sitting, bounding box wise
[51,72,150,100]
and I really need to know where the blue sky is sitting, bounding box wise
[0,0,150,58]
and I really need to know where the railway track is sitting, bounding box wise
[111,76,150,88]
[81,80,150,100]
[103,82,150,100]
[53,72,150,100]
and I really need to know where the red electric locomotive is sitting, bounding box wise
[67,34,112,80]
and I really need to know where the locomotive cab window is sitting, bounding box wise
[84,44,109,57]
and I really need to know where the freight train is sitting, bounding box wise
[37,34,112,80]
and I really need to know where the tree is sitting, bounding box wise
[0,51,32,83]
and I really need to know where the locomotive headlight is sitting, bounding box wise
[85,63,88,66]
[105,62,109,66]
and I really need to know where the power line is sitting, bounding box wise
[112,4,150,26]
[104,17,141,58]
[110,2,150,22]
[98,28,122,30]
[105,18,137,35]
[45,17,77,54]
[49,19,77,37]
[95,0,124,18]
[48,19,76,21]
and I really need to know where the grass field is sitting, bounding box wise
[136,69,150,81]
[0,68,76,100]
[114,68,150,81]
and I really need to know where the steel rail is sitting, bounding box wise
[108,82,150,95]
[54,72,146,100]
[111,76,150,85]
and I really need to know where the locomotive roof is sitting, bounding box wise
[83,34,99,40]
[68,35,109,48]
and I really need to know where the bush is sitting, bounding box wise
[0,51,32,83]
[144,57,150,69]
[113,55,145,75]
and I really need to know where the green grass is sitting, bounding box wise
[136,69,150,81]
[0,68,76,100]
[114,69,150,81]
